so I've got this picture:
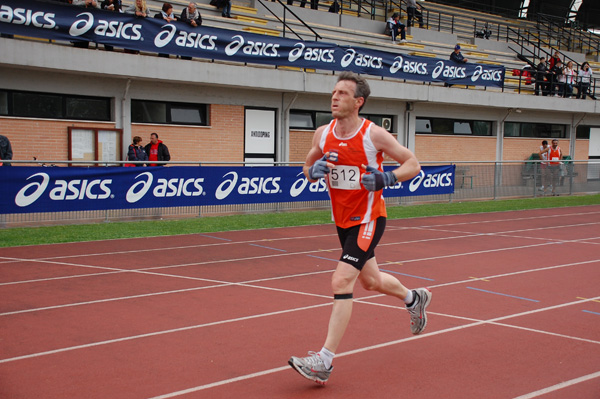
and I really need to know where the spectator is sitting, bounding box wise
[384,13,406,44]
[72,0,99,48]
[125,0,149,17]
[144,133,171,166]
[578,62,593,99]
[476,22,492,39]
[539,139,562,196]
[179,2,202,59]
[535,56,549,96]
[125,136,148,167]
[101,0,122,51]
[328,0,340,13]
[158,2,177,22]
[549,50,560,70]
[445,45,467,87]
[0,134,13,167]
[406,0,424,28]
[101,0,121,12]
[450,44,468,63]
[180,2,202,27]
[538,140,549,194]
[210,0,232,18]
[549,59,563,97]
[73,0,99,8]
[562,60,575,98]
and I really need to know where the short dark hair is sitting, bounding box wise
[162,2,172,12]
[133,136,142,144]
[542,140,548,145]
[337,71,370,111]
[151,132,159,139]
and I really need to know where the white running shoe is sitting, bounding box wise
[288,352,333,384]
[406,288,432,335]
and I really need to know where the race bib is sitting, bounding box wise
[329,165,361,190]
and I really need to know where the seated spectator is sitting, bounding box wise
[577,62,594,99]
[406,0,424,28]
[158,2,177,23]
[475,23,492,39]
[101,0,122,51]
[72,0,99,48]
[73,0,99,8]
[180,2,201,60]
[450,44,467,63]
[562,61,575,98]
[384,13,406,43]
[535,56,549,96]
[180,2,202,27]
[101,0,121,12]
[125,0,149,18]
[210,0,232,18]
[125,0,149,53]
[328,0,340,13]
[445,45,467,87]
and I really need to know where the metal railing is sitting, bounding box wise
[1,160,598,227]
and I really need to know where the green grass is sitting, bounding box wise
[1,194,598,247]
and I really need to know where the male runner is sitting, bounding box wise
[288,71,432,385]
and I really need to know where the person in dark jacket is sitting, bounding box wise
[535,57,549,96]
[126,136,148,166]
[144,133,170,166]
[0,134,13,166]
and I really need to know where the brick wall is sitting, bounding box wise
[415,135,497,162]
[133,104,245,163]
[1,104,246,164]
[502,137,569,161]
[289,130,313,163]
[0,117,115,163]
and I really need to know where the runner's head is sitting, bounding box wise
[336,72,370,112]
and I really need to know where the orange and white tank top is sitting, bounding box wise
[548,146,561,165]
[319,118,387,229]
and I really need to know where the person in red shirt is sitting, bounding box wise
[144,133,171,166]
[288,72,430,385]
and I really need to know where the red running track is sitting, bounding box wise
[1,205,599,399]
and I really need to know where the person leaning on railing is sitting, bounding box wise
[577,62,593,100]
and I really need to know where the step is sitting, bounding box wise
[231,4,257,14]
[410,51,437,58]
[457,43,478,50]
[278,66,316,72]
[466,51,489,58]
[242,26,281,36]
[234,15,268,25]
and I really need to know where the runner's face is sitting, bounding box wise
[331,80,362,119]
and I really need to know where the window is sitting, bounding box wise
[0,90,110,121]
[416,117,493,136]
[504,122,566,138]
[131,99,208,126]
[289,110,394,131]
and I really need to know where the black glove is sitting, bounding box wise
[361,165,397,191]
[308,155,331,180]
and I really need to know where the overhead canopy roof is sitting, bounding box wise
[425,0,600,30]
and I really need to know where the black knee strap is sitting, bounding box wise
[334,293,353,300]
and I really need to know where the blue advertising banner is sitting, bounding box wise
[0,165,455,214]
[0,0,505,87]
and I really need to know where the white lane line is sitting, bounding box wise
[511,371,600,399]
[146,296,600,399]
